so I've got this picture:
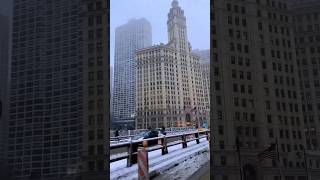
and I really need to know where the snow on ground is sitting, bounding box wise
[154,148,209,180]
[110,138,209,180]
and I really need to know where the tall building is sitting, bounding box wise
[110,65,113,116]
[113,18,152,129]
[8,0,108,179]
[290,1,320,178]
[0,13,10,170]
[135,0,208,129]
[290,0,320,151]
[211,0,318,179]
[193,49,210,123]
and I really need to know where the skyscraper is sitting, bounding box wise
[8,0,108,179]
[110,65,113,116]
[193,49,210,123]
[211,0,317,179]
[0,13,10,171]
[290,0,320,151]
[135,0,208,129]
[113,18,152,129]
[289,2,320,178]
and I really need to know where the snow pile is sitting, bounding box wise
[110,138,209,180]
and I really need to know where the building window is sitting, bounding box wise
[89,146,95,155]
[97,160,104,171]
[88,161,95,171]
[97,129,104,139]
[89,100,95,111]
[89,116,95,125]
[97,85,103,95]
[89,72,94,81]
[97,71,103,80]
[96,16,102,25]
[89,130,95,140]
[88,16,94,26]
[96,2,102,10]
[219,141,225,149]
[97,145,104,155]
[221,156,227,165]
[97,100,103,110]
[218,125,224,135]
[89,86,94,96]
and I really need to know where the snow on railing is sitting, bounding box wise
[110,127,197,144]
[110,130,210,167]
[110,126,196,138]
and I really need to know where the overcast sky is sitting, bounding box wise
[110,0,210,66]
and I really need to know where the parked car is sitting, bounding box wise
[132,130,159,146]
[198,127,207,133]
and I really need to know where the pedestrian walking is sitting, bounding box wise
[161,126,166,135]
[115,129,119,141]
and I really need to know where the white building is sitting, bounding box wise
[113,18,152,128]
[135,0,209,129]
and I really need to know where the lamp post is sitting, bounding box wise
[145,106,148,129]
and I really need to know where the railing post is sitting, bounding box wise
[162,136,168,155]
[128,141,138,166]
[138,141,149,180]
[205,130,209,141]
[127,141,133,167]
[195,132,200,144]
[182,134,187,148]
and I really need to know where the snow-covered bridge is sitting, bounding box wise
[110,130,210,180]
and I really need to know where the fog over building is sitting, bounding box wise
[112,18,152,128]
[193,49,210,64]
[135,0,209,129]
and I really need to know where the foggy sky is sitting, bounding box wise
[110,0,210,66]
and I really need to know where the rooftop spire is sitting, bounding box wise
[172,0,179,8]
[167,0,191,52]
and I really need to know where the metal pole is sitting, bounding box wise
[276,138,283,180]
[304,147,309,180]
[145,107,148,129]
[236,137,243,180]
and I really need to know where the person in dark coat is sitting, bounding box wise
[115,130,119,141]
[160,126,166,135]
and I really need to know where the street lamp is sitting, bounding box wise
[145,106,148,130]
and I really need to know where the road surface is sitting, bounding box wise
[186,161,210,180]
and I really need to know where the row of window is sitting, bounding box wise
[297,46,320,55]
[294,12,319,22]
[262,61,295,74]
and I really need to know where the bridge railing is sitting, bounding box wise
[110,130,210,167]
[110,127,197,142]
[110,126,196,137]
